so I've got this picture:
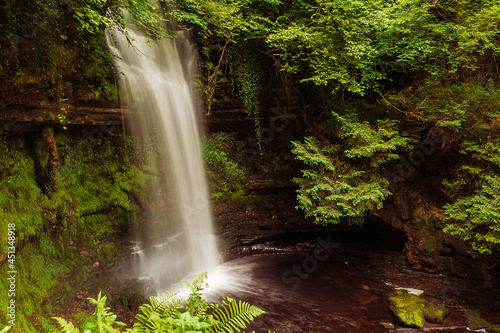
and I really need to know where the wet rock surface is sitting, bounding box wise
[423,303,449,324]
[389,290,427,328]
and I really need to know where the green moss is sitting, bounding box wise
[389,290,427,328]
[0,241,74,331]
[464,310,491,331]
[73,311,94,328]
[487,325,500,333]
[201,132,249,200]
[0,132,158,329]
[100,242,120,270]
[422,303,449,324]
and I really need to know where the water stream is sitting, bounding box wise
[106,19,219,288]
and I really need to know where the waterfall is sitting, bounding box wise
[106,19,219,288]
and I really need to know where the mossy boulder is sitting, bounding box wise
[389,290,428,328]
[422,303,449,324]
[463,309,491,331]
[114,287,146,312]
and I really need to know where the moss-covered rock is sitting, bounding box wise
[463,309,491,331]
[463,311,491,331]
[422,303,449,324]
[467,316,491,331]
[389,290,428,328]
[114,287,147,313]
[487,325,500,333]
[463,309,482,319]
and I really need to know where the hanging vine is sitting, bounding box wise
[231,41,265,147]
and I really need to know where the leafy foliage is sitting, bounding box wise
[383,80,500,252]
[291,110,410,225]
[201,132,249,200]
[0,0,173,96]
[53,273,265,333]
[209,297,264,333]
[443,174,500,254]
[51,318,81,333]
[170,0,498,96]
[265,0,500,94]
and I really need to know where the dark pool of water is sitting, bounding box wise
[184,252,478,333]
[192,254,392,332]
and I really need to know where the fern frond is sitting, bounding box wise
[51,317,81,333]
[208,297,264,333]
[133,292,182,331]
[150,292,182,313]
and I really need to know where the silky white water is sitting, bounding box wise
[106,21,219,288]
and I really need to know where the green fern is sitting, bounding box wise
[132,292,182,331]
[85,292,127,333]
[53,273,266,333]
[185,272,210,317]
[292,136,392,225]
[443,174,500,254]
[51,317,81,333]
[209,296,265,333]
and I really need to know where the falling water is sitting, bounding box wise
[106,18,219,288]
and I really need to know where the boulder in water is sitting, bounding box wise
[422,303,449,324]
[463,309,491,331]
[389,290,427,328]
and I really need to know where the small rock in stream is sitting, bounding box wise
[422,303,449,324]
[463,309,491,331]
[379,321,395,329]
[467,316,491,331]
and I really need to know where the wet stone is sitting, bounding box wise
[379,321,395,329]
[466,316,491,331]
[389,290,427,328]
[423,303,449,324]
[487,325,500,333]
[463,309,491,331]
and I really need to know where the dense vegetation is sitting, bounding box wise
[168,0,500,253]
[0,131,159,331]
[50,273,265,333]
[1,0,500,331]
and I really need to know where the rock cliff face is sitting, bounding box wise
[0,83,130,134]
[0,80,297,136]
[373,150,500,284]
